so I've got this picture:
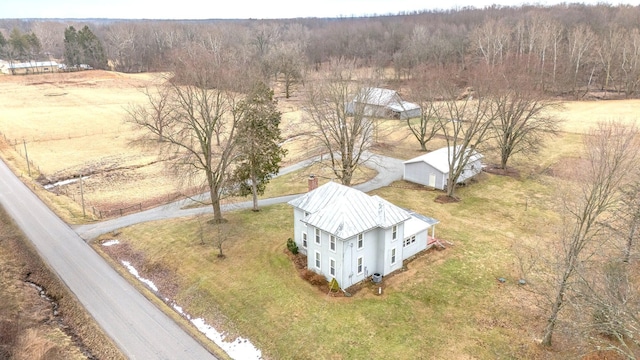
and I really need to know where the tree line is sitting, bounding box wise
[2,4,640,97]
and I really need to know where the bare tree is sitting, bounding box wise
[616,181,640,263]
[302,58,376,186]
[132,43,242,223]
[488,74,563,169]
[567,24,595,98]
[541,121,640,347]
[429,76,495,198]
[406,69,440,151]
[575,260,640,359]
[126,80,174,143]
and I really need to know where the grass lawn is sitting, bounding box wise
[105,144,570,359]
[96,99,628,359]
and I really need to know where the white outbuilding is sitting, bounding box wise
[403,146,484,190]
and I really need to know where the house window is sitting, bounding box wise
[330,236,336,252]
[330,258,336,277]
[357,233,363,250]
[315,228,321,245]
[391,248,397,265]
[403,235,416,247]
[302,232,307,248]
[357,256,363,274]
[392,225,397,241]
[315,251,321,270]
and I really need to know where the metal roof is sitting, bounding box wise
[288,181,412,239]
[7,61,60,69]
[403,146,483,174]
[354,87,420,112]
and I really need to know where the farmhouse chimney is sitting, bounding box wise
[308,174,318,192]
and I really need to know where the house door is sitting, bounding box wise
[428,174,436,187]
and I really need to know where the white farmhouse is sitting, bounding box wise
[403,146,484,190]
[288,179,438,289]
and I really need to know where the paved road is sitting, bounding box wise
[75,152,404,240]
[0,159,216,359]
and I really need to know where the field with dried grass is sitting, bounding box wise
[1,70,640,359]
[0,70,318,223]
[0,206,123,359]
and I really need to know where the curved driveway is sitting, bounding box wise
[0,159,216,359]
[75,152,404,240]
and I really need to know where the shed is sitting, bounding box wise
[1,61,62,75]
[403,146,484,190]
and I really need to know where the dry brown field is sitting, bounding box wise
[0,70,315,222]
[0,70,639,224]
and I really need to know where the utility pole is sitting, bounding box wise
[23,139,31,177]
[79,174,86,217]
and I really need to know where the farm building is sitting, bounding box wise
[288,179,439,289]
[346,87,421,120]
[0,60,62,75]
[403,146,484,190]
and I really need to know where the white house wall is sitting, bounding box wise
[402,229,428,259]
[292,208,308,255]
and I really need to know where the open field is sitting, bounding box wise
[1,70,639,223]
[0,70,321,222]
[2,71,640,358]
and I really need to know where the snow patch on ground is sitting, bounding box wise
[191,318,262,360]
[124,261,262,359]
[101,239,120,246]
[44,176,90,190]
[121,261,158,292]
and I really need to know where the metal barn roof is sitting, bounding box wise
[354,87,420,111]
[403,146,483,174]
[288,181,412,239]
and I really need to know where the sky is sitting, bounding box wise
[4,0,640,19]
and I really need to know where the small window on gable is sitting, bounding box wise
[330,235,336,252]
[357,233,363,250]
[315,228,321,245]
[302,232,308,248]
[392,225,397,241]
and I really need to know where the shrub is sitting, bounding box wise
[286,238,298,254]
[301,269,327,286]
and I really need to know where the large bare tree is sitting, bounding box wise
[428,76,495,198]
[131,43,243,222]
[541,121,640,347]
[488,73,562,169]
[302,58,376,186]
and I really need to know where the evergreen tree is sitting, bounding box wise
[233,82,287,211]
[78,26,107,69]
[64,25,107,69]
[64,26,81,67]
